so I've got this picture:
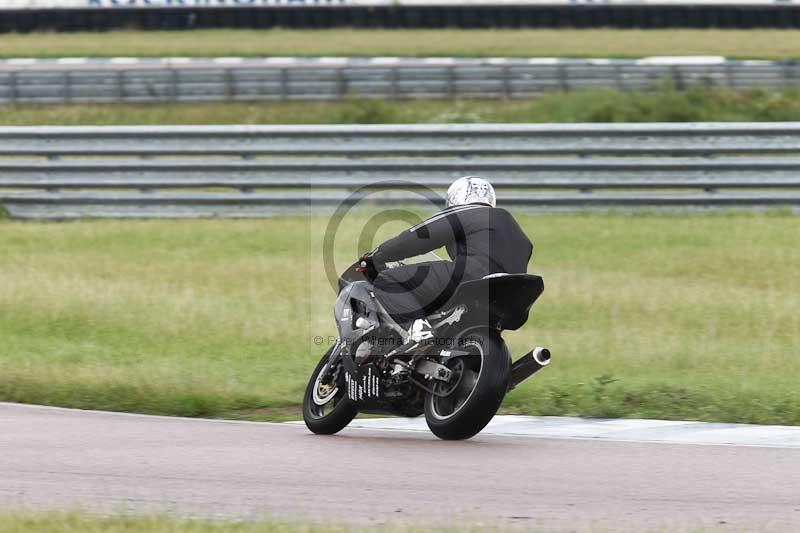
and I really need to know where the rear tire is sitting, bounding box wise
[424,328,510,440]
[303,347,358,435]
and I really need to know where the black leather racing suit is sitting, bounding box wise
[370,203,533,324]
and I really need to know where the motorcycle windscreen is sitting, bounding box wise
[449,274,544,331]
[338,261,364,292]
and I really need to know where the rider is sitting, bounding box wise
[359,176,533,337]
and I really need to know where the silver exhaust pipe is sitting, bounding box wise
[508,346,551,391]
[532,346,551,366]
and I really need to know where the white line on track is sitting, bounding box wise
[292,414,800,448]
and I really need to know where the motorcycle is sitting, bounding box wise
[303,257,551,440]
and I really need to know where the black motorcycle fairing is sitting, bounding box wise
[338,261,544,333]
[445,274,544,331]
[338,261,367,292]
[334,280,381,344]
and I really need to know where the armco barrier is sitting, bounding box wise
[1,57,798,104]
[1,123,800,218]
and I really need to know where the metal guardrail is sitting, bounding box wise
[0,57,798,104]
[5,122,800,155]
[2,123,800,219]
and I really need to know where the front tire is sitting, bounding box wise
[424,329,510,440]
[303,347,358,435]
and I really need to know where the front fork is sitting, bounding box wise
[319,341,343,384]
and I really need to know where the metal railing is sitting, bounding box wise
[1,57,799,104]
[2,123,800,219]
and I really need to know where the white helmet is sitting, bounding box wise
[446,176,496,208]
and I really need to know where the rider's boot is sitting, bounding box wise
[382,318,435,362]
[408,318,434,342]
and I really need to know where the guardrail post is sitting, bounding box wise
[725,62,734,89]
[781,61,794,88]
[224,68,233,100]
[503,65,511,98]
[671,66,685,90]
[614,64,624,91]
[447,66,455,98]
[63,71,71,103]
[9,71,18,103]
[116,70,125,102]
[170,68,179,102]
[390,67,398,98]
[279,68,288,101]
[558,64,569,91]
[779,61,787,88]
[336,67,346,100]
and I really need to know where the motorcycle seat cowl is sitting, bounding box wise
[447,273,544,331]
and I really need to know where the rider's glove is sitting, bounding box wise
[355,252,379,281]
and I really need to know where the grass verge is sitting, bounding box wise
[0,512,459,532]
[2,29,800,59]
[3,86,800,125]
[1,212,798,425]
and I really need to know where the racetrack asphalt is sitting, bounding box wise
[2,402,799,531]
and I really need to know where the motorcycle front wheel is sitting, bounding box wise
[424,328,510,440]
[303,347,358,435]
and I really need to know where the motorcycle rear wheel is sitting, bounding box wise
[424,328,510,440]
[303,347,358,435]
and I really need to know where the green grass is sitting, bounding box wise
[3,86,800,125]
[0,512,461,533]
[0,513,320,533]
[3,29,800,59]
[1,212,798,425]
